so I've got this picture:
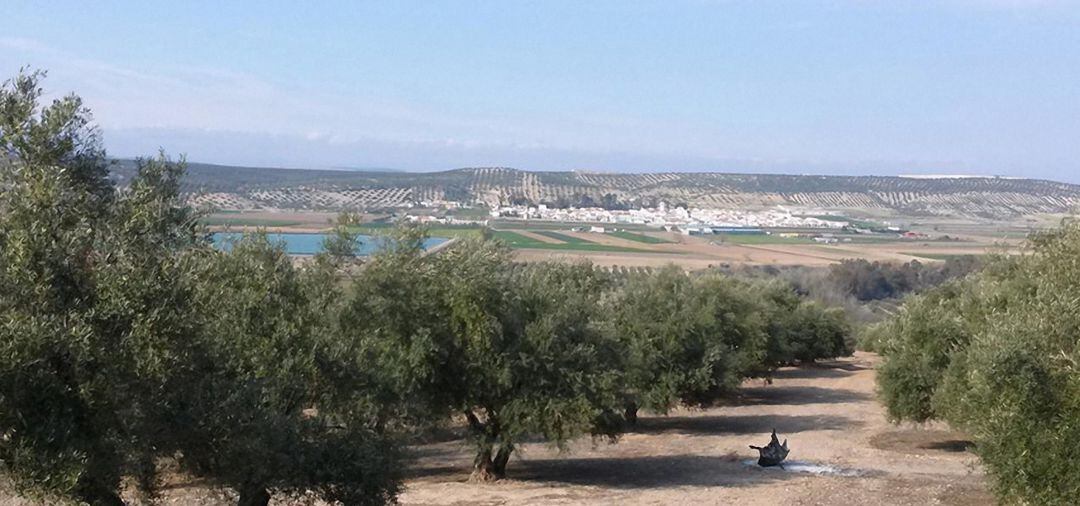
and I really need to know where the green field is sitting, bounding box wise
[714,233,814,245]
[349,224,484,239]
[608,230,672,244]
[491,231,657,253]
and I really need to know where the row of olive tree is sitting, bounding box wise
[0,69,853,503]
[344,236,854,481]
[874,221,1080,505]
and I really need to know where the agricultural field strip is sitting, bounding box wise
[514,231,565,244]
[736,244,853,263]
[491,230,663,254]
[532,230,593,244]
[608,230,673,244]
[349,226,483,240]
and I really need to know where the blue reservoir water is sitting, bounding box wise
[211,232,448,256]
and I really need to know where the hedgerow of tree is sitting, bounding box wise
[875,220,1080,505]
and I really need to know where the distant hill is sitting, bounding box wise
[110,161,1080,218]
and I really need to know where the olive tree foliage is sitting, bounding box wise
[749,280,852,369]
[337,225,454,428]
[608,267,713,420]
[341,234,623,481]
[0,70,403,506]
[0,69,202,505]
[606,268,767,421]
[876,221,1080,504]
[875,256,1030,424]
[607,270,851,423]
[175,235,401,506]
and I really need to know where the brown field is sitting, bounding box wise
[512,230,1017,269]
[513,231,566,244]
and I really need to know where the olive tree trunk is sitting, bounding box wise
[75,485,124,506]
[623,402,639,425]
[470,443,514,482]
[237,483,270,506]
[466,409,515,482]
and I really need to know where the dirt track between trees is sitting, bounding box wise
[401,352,991,506]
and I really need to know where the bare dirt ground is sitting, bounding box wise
[0,353,990,505]
[401,352,991,506]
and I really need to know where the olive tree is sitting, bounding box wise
[750,280,853,369]
[173,234,402,506]
[0,69,403,506]
[0,70,196,505]
[343,236,623,481]
[877,221,1080,504]
[607,268,767,422]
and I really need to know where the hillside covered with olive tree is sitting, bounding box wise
[109,161,1080,219]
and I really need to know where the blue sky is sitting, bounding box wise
[3,1,1080,182]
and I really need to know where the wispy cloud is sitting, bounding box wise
[1,38,711,163]
[1,38,524,145]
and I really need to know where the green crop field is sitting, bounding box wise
[491,231,660,253]
[350,225,484,239]
[608,230,672,244]
[713,233,813,245]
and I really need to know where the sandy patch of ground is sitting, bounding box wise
[401,352,990,506]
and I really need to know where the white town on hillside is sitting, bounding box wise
[407,202,856,232]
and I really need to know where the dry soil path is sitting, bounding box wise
[401,352,991,506]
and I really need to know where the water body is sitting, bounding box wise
[211,232,448,256]
[741,459,868,477]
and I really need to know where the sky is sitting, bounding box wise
[3,1,1080,182]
